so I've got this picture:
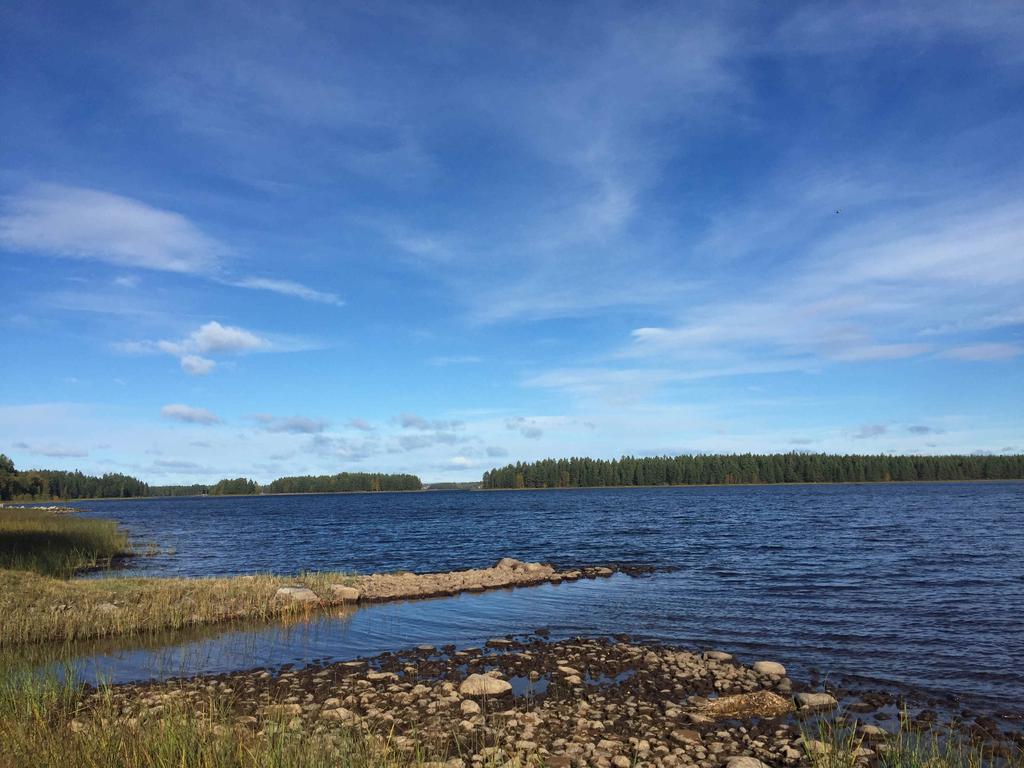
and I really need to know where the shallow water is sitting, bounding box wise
[63,482,1024,713]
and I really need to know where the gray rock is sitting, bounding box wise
[703,651,733,661]
[275,586,319,603]
[330,585,361,602]
[752,661,786,676]
[726,758,770,768]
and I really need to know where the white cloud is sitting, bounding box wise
[0,184,225,273]
[180,355,216,375]
[161,404,221,425]
[346,418,375,431]
[232,277,343,306]
[124,321,281,375]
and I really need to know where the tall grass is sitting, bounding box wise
[0,673,492,768]
[803,713,1024,768]
[0,569,359,647]
[0,508,131,577]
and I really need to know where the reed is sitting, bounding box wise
[802,712,1023,768]
[0,508,131,577]
[0,569,359,647]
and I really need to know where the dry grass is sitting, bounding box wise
[0,569,359,647]
[0,673,509,768]
[0,508,131,577]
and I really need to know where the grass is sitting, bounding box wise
[0,568,360,647]
[0,507,131,577]
[0,673,510,768]
[803,712,1023,768]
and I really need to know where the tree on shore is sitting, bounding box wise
[481,453,1024,489]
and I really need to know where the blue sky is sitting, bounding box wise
[1,1,1022,483]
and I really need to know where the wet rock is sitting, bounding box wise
[795,692,838,710]
[459,674,512,697]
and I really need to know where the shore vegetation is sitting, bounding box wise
[0,568,358,647]
[0,507,131,577]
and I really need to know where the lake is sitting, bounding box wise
[65,482,1024,715]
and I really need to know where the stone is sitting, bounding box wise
[459,673,512,696]
[496,557,525,569]
[670,729,702,745]
[612,757,631,768]
[460,699,481,715]
[366,671,398,682]
[321,707,358,723]
[330,585,361,602]
[275,586,319,603]
[704,651,733,661]
[795,692,838,710]
[752,661,786,676]
[859,724,887,738]
[726,758,771,768]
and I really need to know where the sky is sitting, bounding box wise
[1,1,1022,484]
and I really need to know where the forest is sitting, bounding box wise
[0,455,421,500]
[481,453,1024,489]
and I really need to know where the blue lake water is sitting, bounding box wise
[63,482,1024,713]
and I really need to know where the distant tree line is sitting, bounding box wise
[481,453,1024,489]
[0,454,421,500]
[0,454,150,501]
[265,472,422,494]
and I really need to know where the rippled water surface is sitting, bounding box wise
[67,483,1024,711]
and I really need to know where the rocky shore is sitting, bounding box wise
[74,636,1023,768]
[276,559,643,606]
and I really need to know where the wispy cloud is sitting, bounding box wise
[12,440,89,458]
[231,277,343,306]
[942,342,1023,361]
[253,414,328,434]
[854,424,888,440]
[0,184,225,273]
[161,404,221,425]
[399,413,463,431]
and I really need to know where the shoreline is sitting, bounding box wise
[12,635,1022,768]
[0,558,637,647]
[4,477,1022,504]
